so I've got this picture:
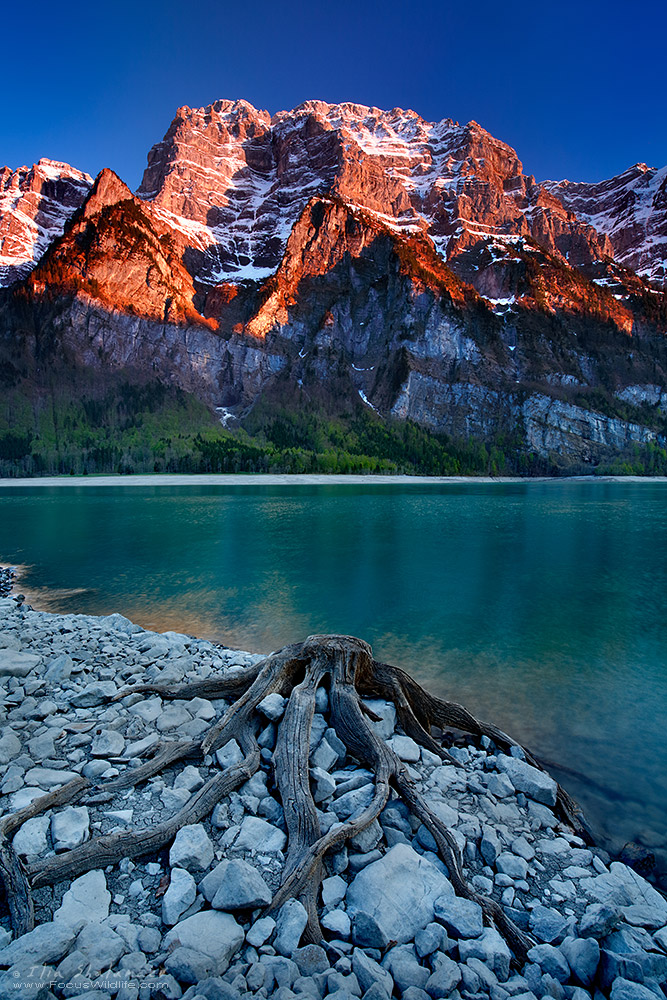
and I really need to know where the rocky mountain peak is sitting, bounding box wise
[0,158,92,287]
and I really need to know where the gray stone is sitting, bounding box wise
[486,772,516,797]
[137,926,161,953]
[210,860,272,910]
[496,852,529,880]
[388,735,421,762]
[165,945,217,983]
[611,979,662,1000]
[12,815,50,856]
[579,902,620,938]
[332,784,374,820]
[161,786,191,811]
[0,964,58,1000]
[362,698,397,740]
[349,819,383,854]
[401,990,430,1000]
[383,945,429,993]
[346,844,453,946]
[294,944,330,976]
[0,730,22,764]
[414,923,446,958]
[526,944,570,984]
[311,738,338,772]
[69,681,117,707]
[310,766,336,803]
[424,956,462,998]
[512,836,536,861]
[322,874,347,909]
[351,911,389,949]
[24,766,79,788]
[528,905,568,944]
[45,653,73,682]
[51,807,90,851]
[169,824,214,872]
[54,870,110,930]
[157,704,192,731]
[0,920,77,967]
[215,742,244,774]
[560,936,600,986]
[246,916,276,948]
[91,729,126,756]
[274,899,308,955]
[75,922,127,975]
[322,909,351,938]
[480,827,501,865]
[352,948,393,995]
[495,754,558,806]
[584,863,667,920]
[0,649,40,676]
[234,815,287,853]
[164,911,244,975]
[433,894,483,939]
[257,693,286,720]
[458,927,512,981]
[163,868,197,925]
[27,732,55,761]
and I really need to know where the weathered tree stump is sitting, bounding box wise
[0,634,590,962]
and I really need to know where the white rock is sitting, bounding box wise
[91,729,126,756]
[169,823,214,872]
[51,806,90,851]
[388,735,421,762]
[0,649,40,676]
[346,843,453,945]
[54,870,111,930]
[163,910,244,974]
[12,815,50,856]
[257,693,287,720]
[162,868,197,925]
[216,739,244,768]
[24,766,79,789]
[234,815,287,854]
[496,754,558,806]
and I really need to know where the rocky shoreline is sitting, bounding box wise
[0,576,666,1000]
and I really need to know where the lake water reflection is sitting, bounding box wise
[1,480,666,870]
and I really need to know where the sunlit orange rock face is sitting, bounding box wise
[2,100,667,467]
[0,159,92,286]
[133,100,615,292]
[28,170,215,329]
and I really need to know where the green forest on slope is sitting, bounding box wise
[1,380,666,478]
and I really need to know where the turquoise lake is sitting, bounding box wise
[1,480,666,873]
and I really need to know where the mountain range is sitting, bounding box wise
[1,99,667,476]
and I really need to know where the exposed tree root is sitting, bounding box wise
[1,634,591,965]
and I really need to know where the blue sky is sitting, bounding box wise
[3,0,665,188]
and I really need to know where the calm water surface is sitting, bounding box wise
[1,481,666,866]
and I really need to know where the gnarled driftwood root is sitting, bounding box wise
[2,634,591,964]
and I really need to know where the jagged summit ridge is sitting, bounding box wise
[2,100,666,293]
[134,98,616,289]
[546,163,667,288]
[0,158,92,287]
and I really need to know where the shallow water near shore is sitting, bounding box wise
[2,479,666,869]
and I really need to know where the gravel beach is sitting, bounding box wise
[1,574,666,1000]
